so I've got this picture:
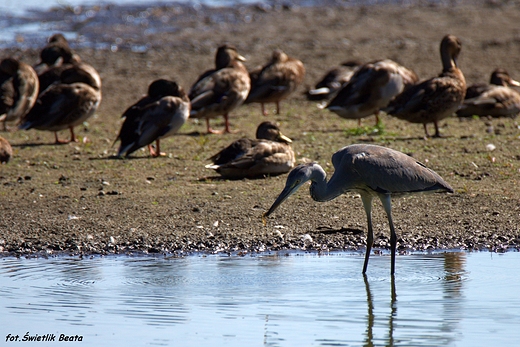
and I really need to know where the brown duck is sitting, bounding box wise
[0,58,39,130]
[0,136,13,163]
[206,121,295,179]
[457,68,520,118]
[114,79,190,157]
[306,60,361,101]
[19,63,102,144]
[245,49,305,116]
[325,59,418,126]
[36,42,82,94]
[189,44,250,134]
[385,35,466,137]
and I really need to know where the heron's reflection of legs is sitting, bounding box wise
[363,274,374,347]
[388,275,397,347]
[363,275,397,347]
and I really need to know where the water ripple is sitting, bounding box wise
[1,252,519,346]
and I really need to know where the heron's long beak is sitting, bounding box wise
[510,79,520,87]
[262,183,300,224]
[237,54,247,62]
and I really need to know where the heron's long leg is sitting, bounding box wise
[380,194,397,275]
[361,194,374,274]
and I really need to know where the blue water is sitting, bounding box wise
[0,0,476,50]
[0,0,264,49]
[1,251,519,346]
[0,0,259,15]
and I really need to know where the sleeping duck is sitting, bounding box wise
[114,79,190,157]
[205,121,295,179]
[457,68,520,118]
[0,57,39,130]
[19,63,102,144]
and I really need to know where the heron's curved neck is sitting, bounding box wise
[309,166,339,202]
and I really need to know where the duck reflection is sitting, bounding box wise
[362,252,466,347]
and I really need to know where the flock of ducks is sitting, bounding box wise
[1,31,519,274]
[1,34,519,178]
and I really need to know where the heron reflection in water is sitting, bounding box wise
[263,144,453,275]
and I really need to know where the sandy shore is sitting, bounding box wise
[1,2,520,257]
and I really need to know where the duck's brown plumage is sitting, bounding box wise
[36,42,82,94]
[245,49,305,116]
[115,79,190,158]
[457,68,520,118]
[189,44,250,134]
[0,136,12,163]
[306,60,361,101]
[19,63,102,144]
[0,58,39,130]
[385,34,466,137]
[325,59,418,125]
[206,121,295,179]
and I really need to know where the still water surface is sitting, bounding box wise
[1,251,519,346]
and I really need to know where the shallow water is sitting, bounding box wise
[1,251,519,346]
[0,0,481,50]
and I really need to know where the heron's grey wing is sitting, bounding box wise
[333,145,452,194]
[353,147,451,194]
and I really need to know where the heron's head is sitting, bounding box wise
[263,163,316,221]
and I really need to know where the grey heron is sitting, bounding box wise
[263,143,453,275]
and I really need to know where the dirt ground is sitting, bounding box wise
[1,2,520,257]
